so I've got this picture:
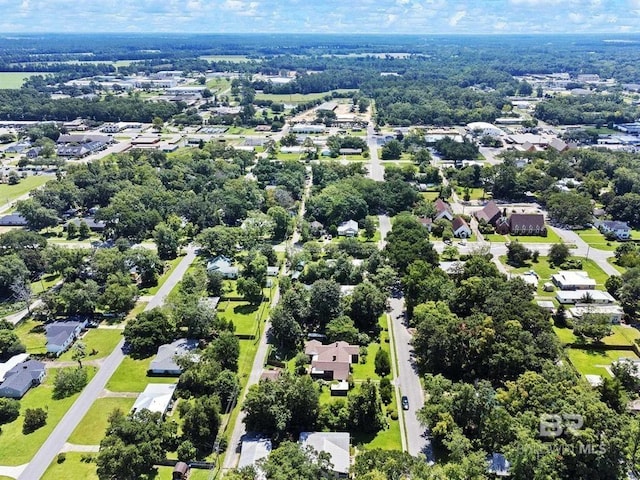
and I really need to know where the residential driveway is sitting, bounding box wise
[17,247,197,480]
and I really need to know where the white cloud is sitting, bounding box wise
[448,10,466,26]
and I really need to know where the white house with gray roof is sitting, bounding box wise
[206,255,239,279]
[0,359,46,398]
[45,320,87,356]
[149,338,199,376]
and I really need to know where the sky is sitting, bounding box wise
[1,0,640,34]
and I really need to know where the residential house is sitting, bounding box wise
[304,340,359,381]
[267,266,279,277]
[338,148,362,155]
[0,214,28,227]
[310,220,325,237]
[474,201,502,226]
[556,290,616,305]
[299,432,350,478]
[551,271,597,290]
[0,353,29,383]
[206,255,239,279]
[172,462,189,480]
[508,213,546,236]
[25,147,42,159]
[130,383,177,416]
[45,320,87,356]
[337,220,359,237]
[149,338,199,376]
[569,304,624,324]
[487,453,511,477]
[238,435,272,477]
[66,217,106,232]
[434,199,454,221]
[452,217,472,238]
[597,220,631,240]
[418,217,433,231]
[0,360,46,398]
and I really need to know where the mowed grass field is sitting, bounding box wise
[0,367,97,465]
[0,175,50,205]
[68,397,136,445]
[0,72,50,89]
[255,89,358,104]
[566,348,637,379]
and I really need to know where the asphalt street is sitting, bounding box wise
[17,246,197,480]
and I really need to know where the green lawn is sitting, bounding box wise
[58,329,122,362]
[575,228,620,251]
[31,273,61,294]
[14,318,47,354]
[554,324,640,347]
[0,367,97,465]
[455,186,488,201]
[566,348,637,378]
[0,175,50,204]
[42,452,98,480]
[421,191,440,201]
[485,228,562,244]
[352,388,402,451]
[106,356,177,392]
[218,300,261,336]
[139,255,184,296]
[68,397,135,445]
[608,257,626,274]
[501,255,609,293]
[0,72,50,89]
[255,90,356,104]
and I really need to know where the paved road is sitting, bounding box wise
[17,247,197,480]
[222,169,311,472]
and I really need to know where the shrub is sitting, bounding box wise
[57,453,66,464]
[0,398,20,425]
[53,367,88,399]
[23,408,47,434]
[390,411,399,421]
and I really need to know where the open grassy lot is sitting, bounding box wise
[575,228,619,251]
[500,255,609,292]
[485,228,562,244]
[352,315,391,381]
[31,273,61,295]
[14,318,47,354]
[566,348,637,378]
[0,72,49,89]
[554,324,640,347]
[0,367,97,465]
[68,397,136,445]
[255,89,357,104]
[421,191,440,201]
[42,452,98,480]
[106,356,177,392]
[0,175,50,204]
[59,328,122,362]
[218,300,261,336]
[454,186,487,201]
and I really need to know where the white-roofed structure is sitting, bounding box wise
[551,271,597,290]
[556,290,615,305]
[238,435,272,478]
[467,122,505,137]
[0,353,29,382]
[130,383,176,416]
[299,432,350,477]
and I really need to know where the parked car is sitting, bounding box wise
[401,396,409,410]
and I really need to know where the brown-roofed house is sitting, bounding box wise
[509,213,546,236]
[474,200,502,226]
[304,340,359,381]
[418,217,433,231]
[260,369,282,382]
[433,198,454,221]
[173,462,189,480]
[452,217,472,238]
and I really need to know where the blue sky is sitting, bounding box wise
[1,0,639,34]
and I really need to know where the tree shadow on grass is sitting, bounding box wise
[233,304,260,315]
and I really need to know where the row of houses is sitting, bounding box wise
[420,199,472,238]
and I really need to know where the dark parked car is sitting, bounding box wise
[401,396,409,410]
